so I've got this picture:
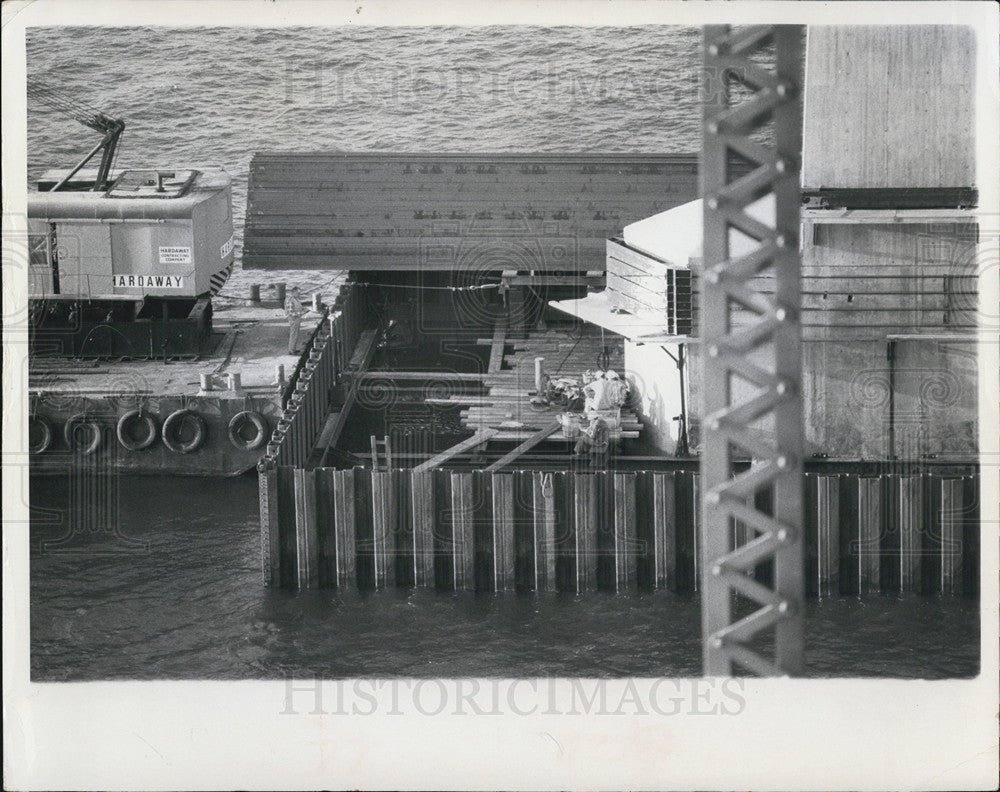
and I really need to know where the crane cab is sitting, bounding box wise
[27,167,235,357]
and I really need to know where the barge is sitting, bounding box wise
[26,162,334,476]
[28,151,717,476]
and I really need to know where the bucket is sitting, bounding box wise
[559,412,584,439]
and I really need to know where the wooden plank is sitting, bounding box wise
[613,473,637,591]
[348,327,380,369]
[484,421,561,472]
[357,371,485,381]
[488,322,506,374]
[501,274,605,287]
[490,430,639,441]
[607,271,669,309]
[532,471,557,592]
[424,397,496,405]
[492,473,515,591]
[604,289,668,324]
[305,410,347,469]
[410,470,435,587]
[244,248,611,272]
[333,468,356,589]
[412,429,499,472]
[450,472,475,590]
[314,327,380,468]
[607,238,673,274]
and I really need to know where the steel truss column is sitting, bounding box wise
[700,25,805,675]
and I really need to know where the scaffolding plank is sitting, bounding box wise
[488,322,507,374]
[484,421,561,472]
[412,429,499,472]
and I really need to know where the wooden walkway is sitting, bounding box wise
[454,325,640,442]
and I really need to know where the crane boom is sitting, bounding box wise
[27,82,126,191]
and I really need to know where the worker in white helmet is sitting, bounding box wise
[284,285,306,354]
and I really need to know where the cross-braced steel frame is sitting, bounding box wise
[700,25,805,676]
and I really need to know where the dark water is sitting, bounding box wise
[30,475,979,680]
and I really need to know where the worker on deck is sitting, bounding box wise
[284,285,306,354]
[573,415,610,460]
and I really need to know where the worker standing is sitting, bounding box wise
[573,415,610,461]
[284,285,306,354]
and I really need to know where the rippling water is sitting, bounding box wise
[26,26,978,680]
[26,26,704,255]
[30,473,979,680]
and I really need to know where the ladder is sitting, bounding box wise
[370,435,393,471]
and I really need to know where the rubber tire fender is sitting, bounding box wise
[116,410,159,451]
[161,409,207,454]
[227,410,269,451]
[63,413,102,455]
[29,414,54,454]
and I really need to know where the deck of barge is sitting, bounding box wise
[27,263,350,475]
[29,264,344,396]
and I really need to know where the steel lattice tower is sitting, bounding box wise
[700,25,806,676]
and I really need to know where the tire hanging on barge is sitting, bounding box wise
[63,413,102,455]
[29,415,54,454]
[116,410,159,451]
[227,410,268,451]
[161,409,207,454]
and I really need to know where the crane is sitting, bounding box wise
[26,82,126,191]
